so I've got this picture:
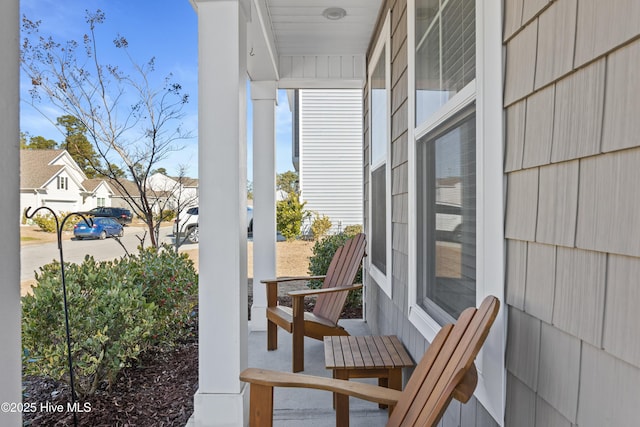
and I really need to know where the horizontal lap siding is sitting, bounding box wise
[299,89,363,233]
[504,0,640,425]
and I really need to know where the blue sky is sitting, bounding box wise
[19,0,294,181]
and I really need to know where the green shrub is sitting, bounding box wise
[32,212,74,233]
[123,245,198,343]
[21,246,198,397]
[310,213,332,241]
[276,193,306,241]
[22,257,156,396]
[157,209,176,222]
[307,232,363,308]
[343,224,363,237]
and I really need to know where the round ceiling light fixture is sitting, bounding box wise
[322,7,347,20]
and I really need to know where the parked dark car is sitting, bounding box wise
[83,207,133,225]
[74,217,124,240]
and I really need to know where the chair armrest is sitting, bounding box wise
[260,275,326,284]
[289,285,363,319]
[452,363,478,403]
[288,284,363,297]
[262,276,328,308]
[240,368,402,407]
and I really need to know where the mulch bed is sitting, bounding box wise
[23,341,198,427]
[23,297,361,426]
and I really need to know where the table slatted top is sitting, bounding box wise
[324,335,414,370]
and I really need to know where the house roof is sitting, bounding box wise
[82,178,113,194]
[172,176,199,187]
[20,149,65,189]
[81,178,102,192]
[107,178,140,198]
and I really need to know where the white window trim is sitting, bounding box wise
[407,0,505,424]
[367,11,392,297]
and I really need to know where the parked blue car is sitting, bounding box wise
[73,217,124,240]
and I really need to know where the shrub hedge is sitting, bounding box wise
[307,227,363,308]
[21,246,198,397]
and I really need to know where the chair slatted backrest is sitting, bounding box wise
[387,296,500,427]
[312,233,366,323]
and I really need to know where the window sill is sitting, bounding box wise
[368,263,391,298]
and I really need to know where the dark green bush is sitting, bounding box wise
[21,246,198,397]
[307,231,363,308]
[22,257,155,397]
[124,245,198,343]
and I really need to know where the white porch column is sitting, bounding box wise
[192,1,249,426]
[250,81,277,331]
[0,1,22,426]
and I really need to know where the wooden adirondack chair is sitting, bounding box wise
[241,295,500,427]
[262,232,367,372]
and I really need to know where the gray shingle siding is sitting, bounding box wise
[505,0,640,425]
[535,161,579,247]
[504,101,526,172]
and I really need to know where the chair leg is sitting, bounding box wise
[249,383,274,427]
[387,368,402,415]
[335,370,350,427]
[267,319,278,351]
[292,296,305,372]
[378,377,388,409]
[292,324,304,372]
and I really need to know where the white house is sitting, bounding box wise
[293,89,363,234]
[147,172,199,212]
[19,149,113,220]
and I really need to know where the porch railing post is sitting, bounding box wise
[250,80,278,331]
[0,1,22,426]
[192,0,250,425]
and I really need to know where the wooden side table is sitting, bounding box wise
[324,335,414,427]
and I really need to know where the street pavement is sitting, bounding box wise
[20,225,186,282]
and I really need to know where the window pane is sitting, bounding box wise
[371,47,387,167]
[417,109,475,324]
[415,0,475,125]
[371,165,387,274]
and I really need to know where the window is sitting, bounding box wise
[408,0,504,421]
[368,12,391,295]
[56,176,68,190]
[415,0,475,126]
[97,198,105,207]
[414,0,476,325]
[417,107,476,325]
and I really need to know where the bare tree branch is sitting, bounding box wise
[21,10,194,247]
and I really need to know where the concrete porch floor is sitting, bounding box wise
[246,319,392,426]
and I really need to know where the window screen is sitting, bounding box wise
[417,107,476,324]
[371,165,387,274]
[369,35,389,280]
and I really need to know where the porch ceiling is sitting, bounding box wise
[248,0,383,83]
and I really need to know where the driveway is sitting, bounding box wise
[20,225,177,283]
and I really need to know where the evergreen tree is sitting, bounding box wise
[56,115,102,178]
